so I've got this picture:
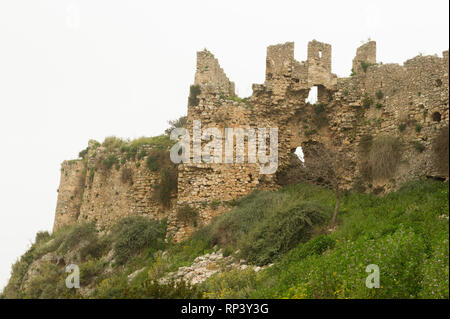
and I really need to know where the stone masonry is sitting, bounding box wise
[54,40,449,242]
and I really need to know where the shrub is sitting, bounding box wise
[137,149,147,161]
[209,198,221,210]
[375,102,383,109]
[102,136,125,152]
[78,147,89,159]
[79,236,111,262]
[368,136,402,180]
[102,154,119,170]
[165,116,188,135]
[80,259,106,284]
[154,167,178,207]
[59,223,98,254]
[188,85,201,107]
[146,149,168,172]
[362,95,373,108]
[222,246,234,257]
[312,103,328,128]
[239,202,329,265]
[415,124,422,133]
[35,231,51,244]
[176,205,199,224]
[432,126,449,175]
[412,141,426,153]
[202,268,259,299]
[361,61,373,73]
[398,123,407,132]
[112,216,167,265]
[23,263,67,299]
[375,90,384,100]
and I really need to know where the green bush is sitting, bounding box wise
[312,103,328,128]
[202,268,259,299]
[35,231,51,244]
[112,216,167,265]
[154,167,178,207]
[176,205,199,224]
[412,141,426,153]
[188,85,201,107]
[102,154,119,170]
[362,95,373,108]
[102,136,126,152]
[361,61,374,73]
[194,188,331,266]
[375,90,384,100]
[398,123,407,132]
[80,259,106,284]
[59,223,98,254]
[137,149,147,160]
[239,202,328,265]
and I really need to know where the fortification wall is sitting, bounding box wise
[53,144,170,232]
[54,40,449,242]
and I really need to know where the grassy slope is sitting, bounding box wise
[1,179,448,299]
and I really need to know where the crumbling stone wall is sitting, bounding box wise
[53,144,170,232]
[54,40,449,242]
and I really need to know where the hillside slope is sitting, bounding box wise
[1,179,448,299]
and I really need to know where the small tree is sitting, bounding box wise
[300,141,353,227]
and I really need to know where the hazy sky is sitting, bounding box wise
[0,0,448,292]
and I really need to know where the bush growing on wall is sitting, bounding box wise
[368,136,402,180]
[112,216,166,265]
[176,205,199,225]
[432,126,449,175]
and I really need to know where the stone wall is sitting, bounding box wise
[53,144,170,232]
[54,40,449,242]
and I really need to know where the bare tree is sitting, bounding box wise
[279,141,351,227]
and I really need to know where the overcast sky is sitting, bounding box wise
[0,0,448,292]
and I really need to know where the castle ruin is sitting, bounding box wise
[53,40,449,241]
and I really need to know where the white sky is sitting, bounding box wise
[0,0,448,292]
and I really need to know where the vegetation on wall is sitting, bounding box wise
[176,205,199,225]
[433,125,449,175]
[360,135,402,182]
[188,85,201,107]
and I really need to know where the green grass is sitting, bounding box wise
[246,180,449,298]
[3,180,448,299]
